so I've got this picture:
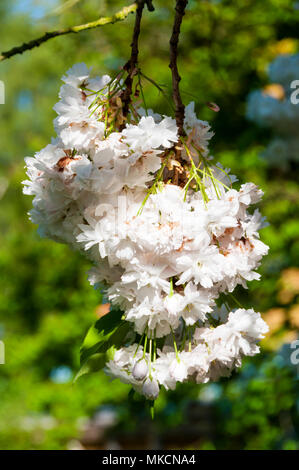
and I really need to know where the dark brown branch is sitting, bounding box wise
[145,0,155,11]
[169,0,188,137]
[0,4,138,62]
[120,1,148,123]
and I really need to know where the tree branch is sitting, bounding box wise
[120,1,148,123]
[0,3,138,63]
[145,0,155,11]
[169,0,188,137]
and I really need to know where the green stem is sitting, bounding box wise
[150,401,155,420]
[171,326,180,361]
[180,323,188,352]
[0,4,138,62]
[169,277,174,297]
[137,151,172,215]
[229,293,244,309]
[149,338,152,377]
[134,333,145,358]
[143,331,148,358]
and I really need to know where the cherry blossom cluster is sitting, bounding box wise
[247,53,299,168]
[23,63,269,400]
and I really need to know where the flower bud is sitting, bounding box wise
[132,359,148,381]
[142,377,159,400]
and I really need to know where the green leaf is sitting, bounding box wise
[80,307,124,364]
[75,307,131,382]
[74,346,116,382]
[74,352,107,382]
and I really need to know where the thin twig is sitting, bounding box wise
[169,0,188,137]
[168,0,188,185]
[145,0,155,12]
[0,3,138,62]
[120,1,147,124]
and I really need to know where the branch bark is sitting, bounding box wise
[0,3,138,63]
[120,1,147,123]
[169,0,188,137]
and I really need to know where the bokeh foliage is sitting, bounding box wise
[0,0,298,449]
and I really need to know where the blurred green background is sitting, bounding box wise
[0,0,299,450]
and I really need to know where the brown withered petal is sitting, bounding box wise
[206,102,220,112]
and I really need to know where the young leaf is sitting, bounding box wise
[80,307,124,364]
[74,346,116,382]
[75,307,131,381]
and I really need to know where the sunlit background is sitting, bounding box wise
[0,0,299,450]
